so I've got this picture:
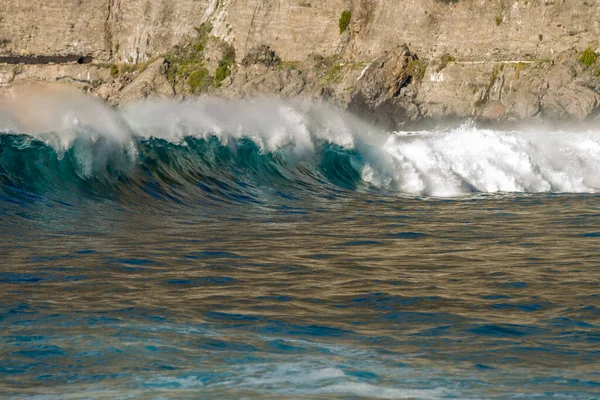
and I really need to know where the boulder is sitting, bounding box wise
[242,45,281,68]
[542,85,600,120]
[350,44,415,110]
[348,44,421,129]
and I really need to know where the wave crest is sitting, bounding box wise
[2,88,600,200]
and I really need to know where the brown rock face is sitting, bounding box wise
[351,45,414,110]
[0,0,108,58]
[0,0,599,127]
[2,0,598,65]
[118,58,175,105]
[0,0,212,62]
[242,45,281,68]
[348,45,422,129]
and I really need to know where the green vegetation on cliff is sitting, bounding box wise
[514,62,529,80]
[165,24,210,89]
[579,47,597,67]
[275,61,299,71]
[162,22,238,92]
[322,63,343,85]
[110,63,119,78]
[214,42,236,86]
[435,53,455,72]
[188,68,211,93]
[193,23,213,52]
[106,60,151,80]
[339,10,351,34]
[407,59,427,81]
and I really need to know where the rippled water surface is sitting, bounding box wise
[3,192,600,399]
[1,93,599,399]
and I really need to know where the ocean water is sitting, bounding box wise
[1,94,599,399]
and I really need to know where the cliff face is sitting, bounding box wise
[1,0,599,127]
[3,0,598,62]
[0,0,212,62]
[0,0,108,58]
[228,0,600,62]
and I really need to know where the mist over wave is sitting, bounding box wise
[2,84,600,199]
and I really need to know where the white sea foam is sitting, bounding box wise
[378,125,600,196]
[212,361,453,399]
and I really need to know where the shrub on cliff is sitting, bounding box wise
[110,63,119,78]
[221,42,236,67]
[579,47,597,67]
[407,59,427,81]
[214,63,231,84]
[165,25,211,86]
[435,53,456,72]
[188,68,211,93]
[322,63,343,85]
[339,10,352,34]
[193,22,213,52]
[214,42,236,86]
[514,62,529,80]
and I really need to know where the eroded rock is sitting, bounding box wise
[118,58,174,105]
[242,45,281,68]
[0,66,16,86]
[348,45,422,129]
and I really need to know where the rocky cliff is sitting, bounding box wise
[1,0,599,128]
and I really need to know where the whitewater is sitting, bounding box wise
[1,85,599,399]
[2,85,600,200]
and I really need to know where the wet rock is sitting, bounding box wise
[505,91,541,120]
[481,101,508,120]
[542,85,600,120]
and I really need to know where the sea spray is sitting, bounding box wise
[2,87,600,198]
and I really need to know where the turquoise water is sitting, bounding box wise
[1,97,600,399]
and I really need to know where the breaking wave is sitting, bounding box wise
[2,88,600,202]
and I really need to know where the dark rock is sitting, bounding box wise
[348,44,421,129]
[242,45,281,68]
[351,44,415,109]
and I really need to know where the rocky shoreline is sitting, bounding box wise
[0,0,599,129]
